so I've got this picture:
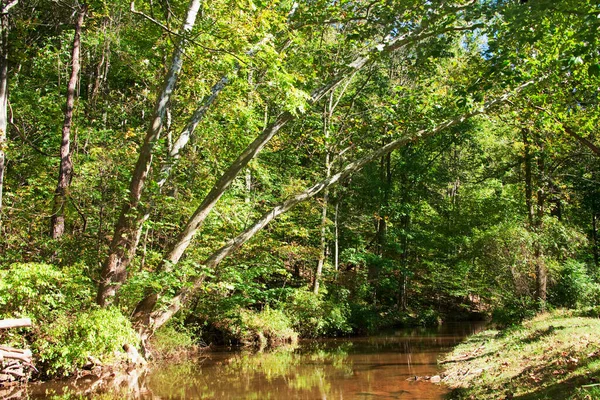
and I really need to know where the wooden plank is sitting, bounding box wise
[0,319,32,329]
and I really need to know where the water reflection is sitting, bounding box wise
[26,322,484,399]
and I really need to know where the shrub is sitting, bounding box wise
[549,260,599,308]
[419,309,442,327]
[150,323,197,358]
[348,303,380,334]
[0,262,92,321]
[239,308,298,347]
[33,308,139,378]
[492,296,538,328]
[284,288,352,338]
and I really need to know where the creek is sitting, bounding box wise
[25,322,484,399]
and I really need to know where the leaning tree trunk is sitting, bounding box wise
[133,80,536,338]
[101,11,485,306]
[50,5,86,238]
[160,18,483,269]
[96,0,201,307]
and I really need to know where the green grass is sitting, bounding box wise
[441,310,600,399]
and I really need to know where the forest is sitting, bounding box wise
[0,0,599,384]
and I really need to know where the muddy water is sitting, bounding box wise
[26,323,483,399]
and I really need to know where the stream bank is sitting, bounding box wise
[15,322,483,399]
[440,309,600,400]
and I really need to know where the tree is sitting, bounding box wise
[50,2,87,239]
[96,0,202,306]
[0,0,17,219]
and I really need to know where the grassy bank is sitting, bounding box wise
[441,310,600,399]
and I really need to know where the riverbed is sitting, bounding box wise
[24,323,483,399]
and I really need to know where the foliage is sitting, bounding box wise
[0,263,92,321]
[492,295,539,328]
[284,288,352,338]
[0,0,599,380]
[150,323,197,359]
[549,260,600,309]
[205,307,297,347]
[33,308,138,378]
[0,263,137,378]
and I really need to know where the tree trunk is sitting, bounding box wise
[522,128,534,227]
[103,13,486,306]
[314,94,334,295]
[592,213,599,267]
[133,80,534,334]
[562,125,600,157]
[96,0,201,307]
[0,5,8,219]
[98,32,273,306]
[334,199,339,272]
[0,0,16,219]
[535,143,546,305]
[50,5,86,239]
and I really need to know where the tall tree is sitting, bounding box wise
[96,0,201,306]
[0,0,17,219]
[50,3,87,238]
[133,79,537,338]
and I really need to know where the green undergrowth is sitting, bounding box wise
[0,262,139,378]
[441,309,600,399]
[149,323,199,359]
[204,307,298,347]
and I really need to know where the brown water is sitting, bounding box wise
[24,323,483,399]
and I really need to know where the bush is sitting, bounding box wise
[33,308,139,377]
[239,308,298,347]
[203,307,297,347]
[150,323,197,358]
[348,303,380,334]
[0,263,139,378]
[0,262,92,320]
[549,260,599,308]
[284,288,352,338]
[492,296,538,328]
[419,309,442,327]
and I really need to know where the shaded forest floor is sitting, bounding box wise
[441,310,600,399]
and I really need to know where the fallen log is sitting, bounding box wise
[0,351,31,363]
[0,346,31,355]
[0,319,32,329]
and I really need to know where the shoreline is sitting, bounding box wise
[439,310,600,399]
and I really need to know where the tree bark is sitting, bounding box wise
[522,128,535,227]
[0,1,15,219]
[523,127,547,305]
[592,213,599,267]
[50,5,86,239]
[313,100,332,295]
[535,142,546,305]
[562,125,600,157]
[96,0,201,307]
[134,80,535,334]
